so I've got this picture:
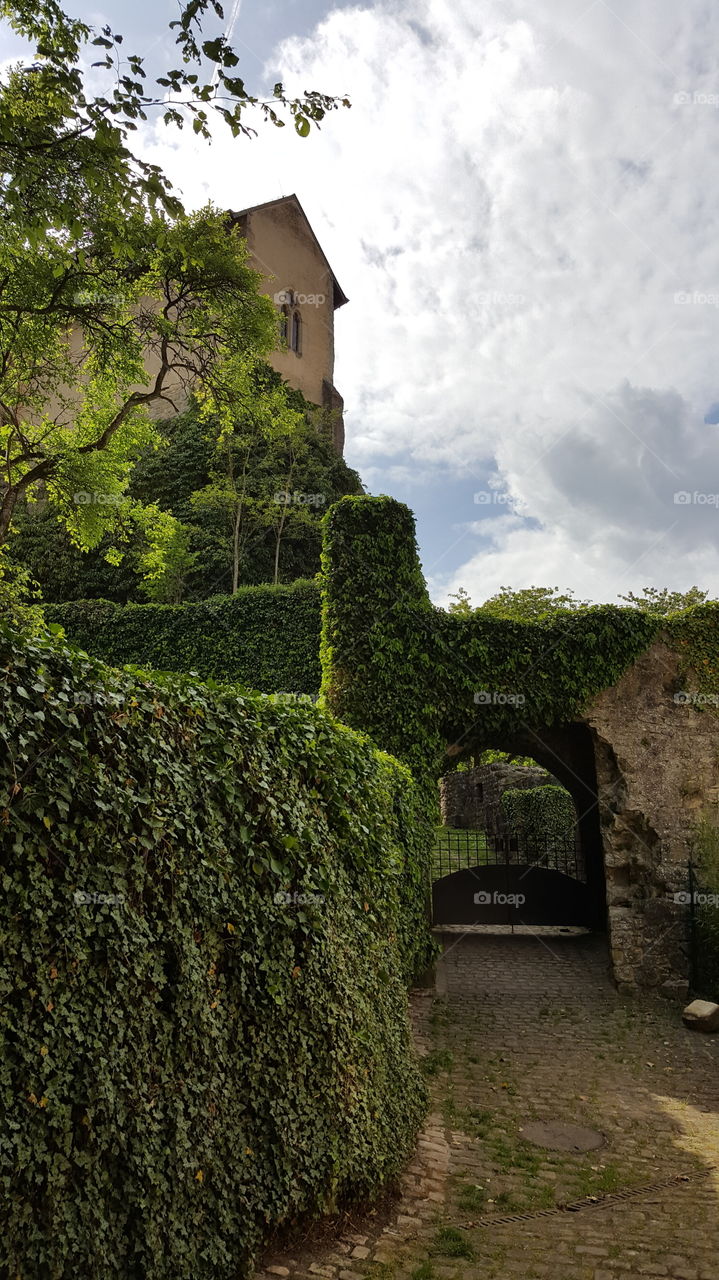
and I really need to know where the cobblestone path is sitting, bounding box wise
[256,931,719,1280]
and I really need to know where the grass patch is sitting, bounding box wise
[441,1097,459,1127]
[410,1264,436,1280]
[441,1098,493,1138]
[420,1049,454,1077]
[526,1183,556,1210]
[431,1227,475,1260]
[487,1136,541,1174]
[429,999,453,1030]
[465,1106,493,1137]
[456,1181,488,1213]
[493,1190,522,1212]
[569,1162,622,1199]
[487,1183,555,1214]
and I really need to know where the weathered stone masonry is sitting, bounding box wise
[585,642,719,995]
[439,761,553,834]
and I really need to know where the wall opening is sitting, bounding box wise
[435,725,607,932]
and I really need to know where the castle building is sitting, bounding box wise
[228,195,348,453]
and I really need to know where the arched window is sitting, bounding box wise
[278,305,289,344]
[290,310,301,354]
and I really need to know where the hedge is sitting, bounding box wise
[320,496,719,777]
[0,625,432,1279]
[501,785,577,848]
[44,578,321,693]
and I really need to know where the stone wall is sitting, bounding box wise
[439,761,553,834]
[584,641,719,997]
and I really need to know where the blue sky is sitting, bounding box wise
[4,0,719,603]
[1,1,349,84]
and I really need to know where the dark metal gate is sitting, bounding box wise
[432,829,591,927]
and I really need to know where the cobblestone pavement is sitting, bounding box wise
[256,930,719,1280]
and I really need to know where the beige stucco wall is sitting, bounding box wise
[31,199,345,446]
[242,200,338,408]
[136,199,345,440]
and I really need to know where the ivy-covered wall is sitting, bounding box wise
[45,578,321,693]
[320,496,672,773]
[320,495,719,991]
[0,625,432,1279]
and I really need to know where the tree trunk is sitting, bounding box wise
[232,499,242,594]
[273,448,296,586]
[230,447,250,595]
[273,504,287,586]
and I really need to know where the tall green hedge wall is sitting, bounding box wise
[0,625,432,1279]
[44,578,321,693]
[321,497,719,776]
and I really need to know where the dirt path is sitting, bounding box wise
[256,931,719,1280]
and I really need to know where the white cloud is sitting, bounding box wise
[140,0,719,603]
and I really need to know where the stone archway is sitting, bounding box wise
[441,723,607,932]
[436,640,719,993]
[321,495,719,994]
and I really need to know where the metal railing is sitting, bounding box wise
[434,827,585,883]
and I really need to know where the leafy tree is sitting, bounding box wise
[477,749,539,768]
[7,504,143,602]
[0,2,349,600]
[10,381,364,601]
[447,586,473,615]
[0,1,349,235]
[132,504,196,604]
[187,374,305,594]
[452,582,713,622]
[0,559,45,631]
[0,203,284,590]
[164,397,363,596]
[476,585,591,621]
[617,586,710,615]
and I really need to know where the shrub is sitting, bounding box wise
[44,578,321,692]
[0,625,431,1279]
[501,785,577,848]
[0,558,46,633]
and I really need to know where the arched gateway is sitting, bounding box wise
[320,495,719,994]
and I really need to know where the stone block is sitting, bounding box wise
[682,1000,719,1032]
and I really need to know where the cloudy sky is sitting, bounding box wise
[5,0,719,605]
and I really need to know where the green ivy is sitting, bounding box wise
[45,578,321,693]
[0,624,431,1279]
[44,499,719,744]
[320,497,719,779]
[664,604,719,700]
